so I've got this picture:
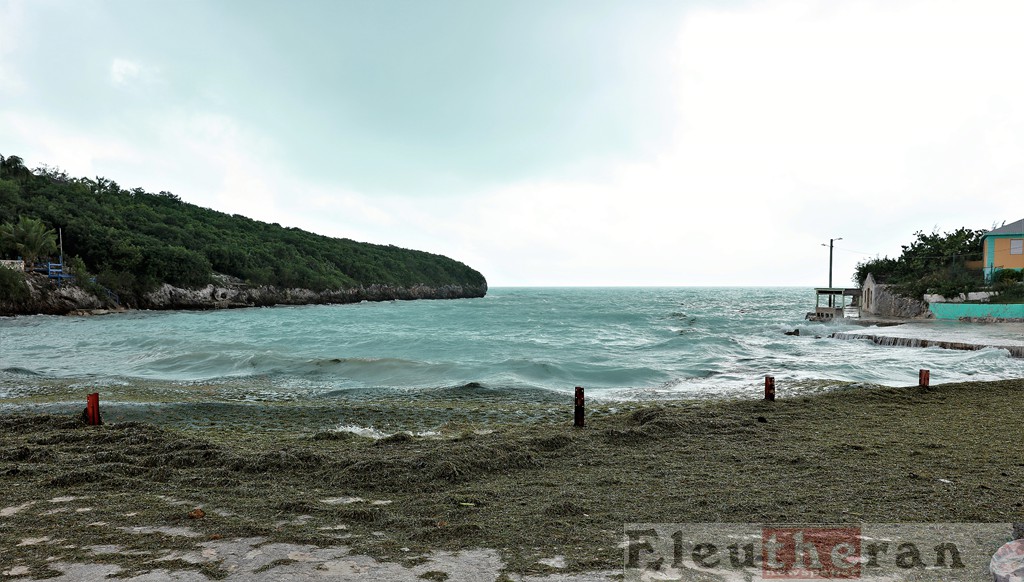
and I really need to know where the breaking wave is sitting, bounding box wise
[3,287,1024,400]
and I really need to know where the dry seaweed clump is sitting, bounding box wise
[1,379,1024,578]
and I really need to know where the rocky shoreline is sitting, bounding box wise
[0,273,487,316]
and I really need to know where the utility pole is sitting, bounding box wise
[822,237,842,306]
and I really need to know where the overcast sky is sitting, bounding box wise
[2,0,1023,286]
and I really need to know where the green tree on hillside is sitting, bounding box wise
[0,155,31,181]
[854,227,984,298]
[0,216,58,268]
[0,152,488,303]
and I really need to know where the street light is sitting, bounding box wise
[822,238,842,307]
[821,237,843,288]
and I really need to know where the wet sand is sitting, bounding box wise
[1,379,1023,580]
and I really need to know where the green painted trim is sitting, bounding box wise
[929,302,1024,320]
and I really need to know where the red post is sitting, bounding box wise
[574,386,585,428]
[85,393,102,425]
[919,369,930,388]
[764,376,775,401]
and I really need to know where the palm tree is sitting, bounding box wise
[0,155,31,181]
[0,217,58,269]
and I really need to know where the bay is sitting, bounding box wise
[2,287,1023,402]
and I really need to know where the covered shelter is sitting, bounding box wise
[806,287,861,321]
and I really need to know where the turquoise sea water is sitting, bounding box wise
[2,287,1023,401]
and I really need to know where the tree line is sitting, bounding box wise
[0,154,486,304]
[854,227,985,298]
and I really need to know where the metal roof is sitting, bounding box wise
[814,287,861,295]
[986,218,1024,236]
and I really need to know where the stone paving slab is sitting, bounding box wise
[3,529,619,582]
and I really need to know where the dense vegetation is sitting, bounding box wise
[988,268,1024,303]
[853,227,985,298]
[0,264,29,302]
[0,154,486,304]
[0,216,57,268]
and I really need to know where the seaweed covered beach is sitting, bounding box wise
[1,379,1023,579]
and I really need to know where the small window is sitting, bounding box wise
[1012,239,1024,255]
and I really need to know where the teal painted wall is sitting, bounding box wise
[985,236,996,281]
[929,302,1024,320]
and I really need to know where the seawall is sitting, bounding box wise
[928,302,1024,322]
[831,331,1024,358]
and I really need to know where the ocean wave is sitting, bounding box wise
[4,288,1024,399]
[129,352,460,385]
[1,367,41,376]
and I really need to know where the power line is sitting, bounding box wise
[850,250,985,261]
[831,246,985,260]
[831,246,875,256]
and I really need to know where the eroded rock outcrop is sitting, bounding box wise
[0,273,109,316]
[139,281,487,310]
[0,273,487,316]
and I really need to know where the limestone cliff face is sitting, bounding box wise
[0,273,487,316]
[139,281,488,310]
[0,273,108,316]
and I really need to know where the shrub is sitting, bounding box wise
[66,255,109,302]
[857,228,985,299]
[991,269,1024,303]
[994,269,1023,285]
[0,267,29,303]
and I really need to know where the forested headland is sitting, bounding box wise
[0,154,486,311]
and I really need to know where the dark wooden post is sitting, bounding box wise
[919,369,930,388]
[764,376,775,401]
[85,393,102,425]
[574,386,584,428]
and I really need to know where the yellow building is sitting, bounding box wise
[983,218,1024,281]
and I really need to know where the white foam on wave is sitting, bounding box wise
[7,288,1024,400]
[329,424,440,439]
